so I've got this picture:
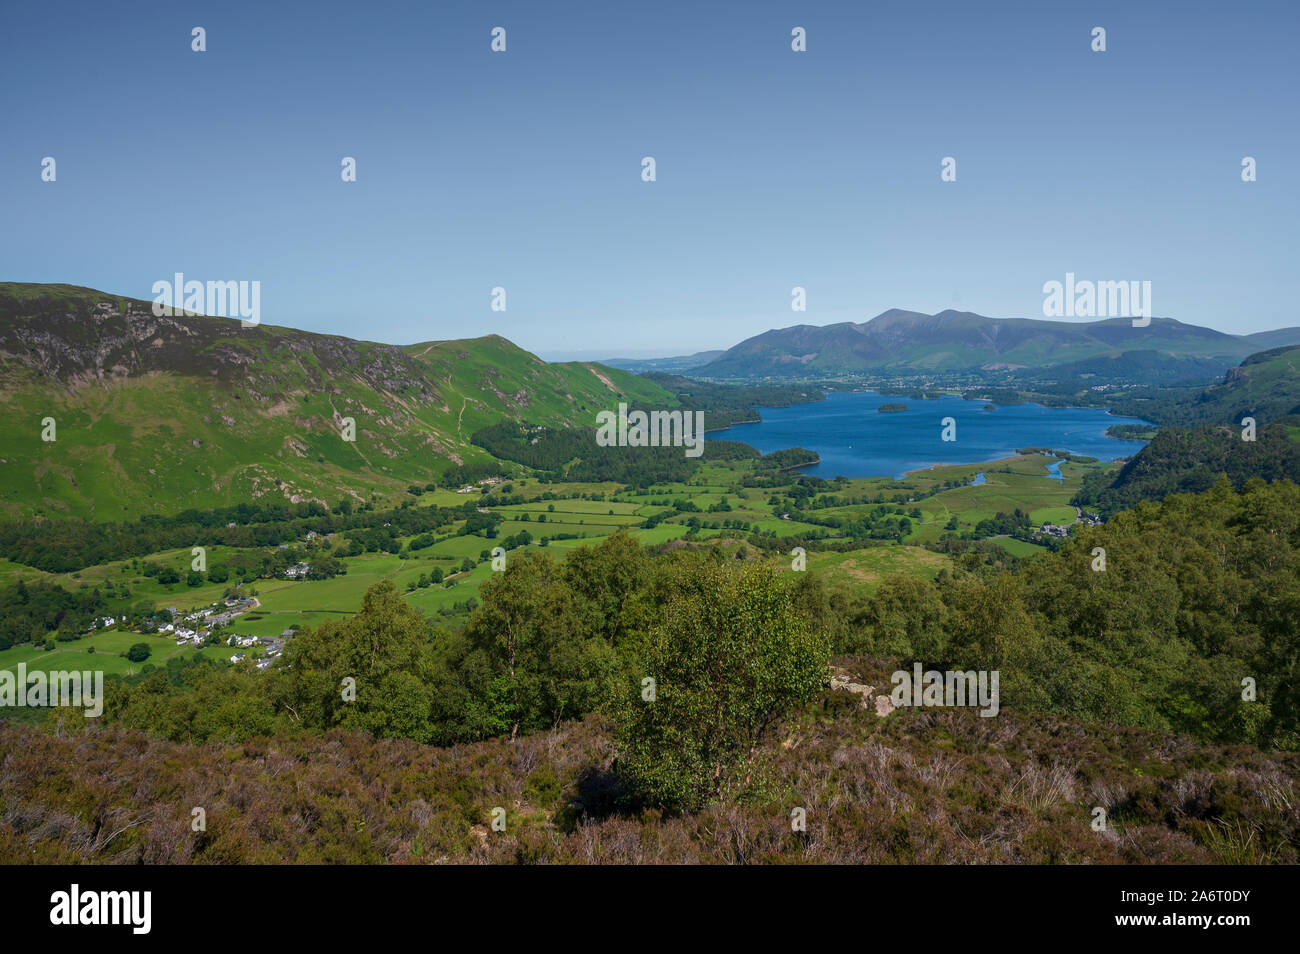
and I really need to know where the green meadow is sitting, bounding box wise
[3,452,1102,662]
[0,628,243,679]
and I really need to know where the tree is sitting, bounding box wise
[829,574,950,659]
[273,580,438,741]
[462,551,618,739]
[613,559,829,812]
[561,530,650,646]
[126,642,152,662]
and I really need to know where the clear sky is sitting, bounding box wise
[3,0,1296,359]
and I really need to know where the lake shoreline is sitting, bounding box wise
[707,389,1151,479]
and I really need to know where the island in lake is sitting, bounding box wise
[878,402,909,413]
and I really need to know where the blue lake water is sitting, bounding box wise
[707,391,1151,479]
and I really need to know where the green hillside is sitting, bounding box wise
[0,283,675,520]
[1195,344,1300,423]
[1073,345,1300,515]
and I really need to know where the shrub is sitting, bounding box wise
[613,560,829,812]
[126,642,152,662]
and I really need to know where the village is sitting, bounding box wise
[1037,506,1102,540]
[94,593,288,670]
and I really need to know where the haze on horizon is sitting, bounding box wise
[3,0,1296,359]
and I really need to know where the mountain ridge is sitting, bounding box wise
[694,309,1300,378]
[0,283,675,520]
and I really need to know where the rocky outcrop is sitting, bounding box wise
[829,668,894,717]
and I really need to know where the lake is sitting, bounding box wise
[707,391,1151,479]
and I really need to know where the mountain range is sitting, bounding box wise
[613,309,1300,379]
[4,284,1298,523]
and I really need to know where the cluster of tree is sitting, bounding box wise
[968,508,1032,539]
[843,513,913,541]
[433,596,479,618]
[139,561,184,584]
[404,567,445,590]
[960,387,1026,405]
[1105,423,1157,440]
[802,478,1300,750]
[775,476,833,502]
[0,496,488,573]
[430,460,507,489]
[472,418,761,487]
[470,420,584,472]
[755,447,820,471]
[567,440,757,484]
[337,528,402,555]
[0,580,182,650]
[93,534,830,811]
[0,580,107,649]
[680,516,764,534]
[788,490,920,512]
[610,558,828,810]
[304,554,347,579]
[143,546,347,585]
[778,500,920,542]
[1015,448,1098,463]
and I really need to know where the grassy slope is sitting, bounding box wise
[1197,344,1300,423]
[0,284,674,520]
[1075,347,1300,514]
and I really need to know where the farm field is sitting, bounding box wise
[1,453,1100,675]
[0,627,243,679]
[989,537,1052,558]
[898,454,1107,544]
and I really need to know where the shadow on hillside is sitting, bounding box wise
[558,763,640,830]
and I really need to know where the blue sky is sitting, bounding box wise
[2,0,1296,359]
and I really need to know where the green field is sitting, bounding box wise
[801,546,951,592]
[1,452,1102,659]
[989,537,1051,558]
[0,628,243,679]
[896,454,1105,543]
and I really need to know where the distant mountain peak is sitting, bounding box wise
[696,309,1300,379]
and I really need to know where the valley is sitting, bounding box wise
[0,448,1107,680]
[2,282,1298,870]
